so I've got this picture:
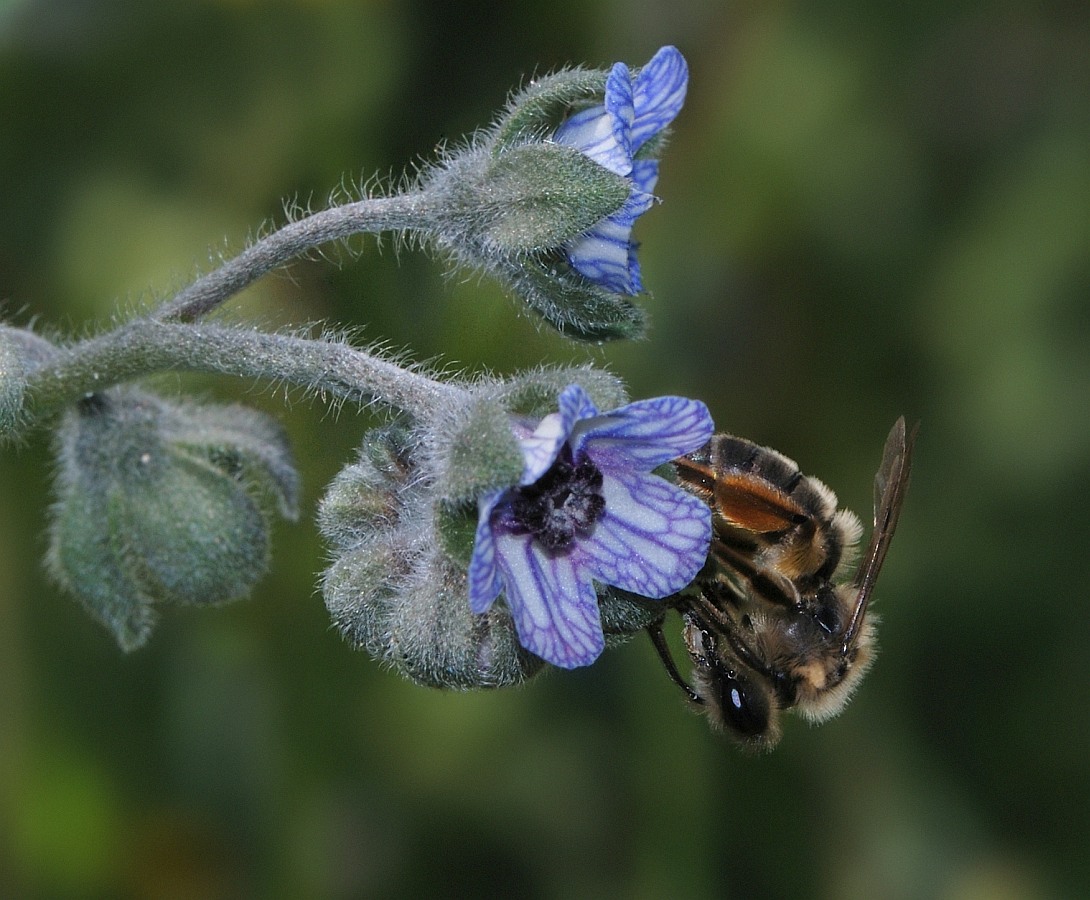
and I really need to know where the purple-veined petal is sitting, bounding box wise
[467,489,506,613]
[603,62,636,121]
[553,64,634,177]
[630,46,689,153]
[631,158,659,194]
[566,190,656,294]
[518,411,569,485]
[550,49,687,296]
[625,244,643,296]
[573,396,712,468]
[581,471,711,598]
[556,383,600,428]
[493,531,605,667]
[552,107,631,176]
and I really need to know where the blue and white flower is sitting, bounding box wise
[552,45,689,295]
[467,384,712,669]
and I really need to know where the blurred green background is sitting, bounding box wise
[2,1,1088,897]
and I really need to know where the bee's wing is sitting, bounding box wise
[842,417,918,646]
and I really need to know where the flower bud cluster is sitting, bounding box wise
[319,367,633,687]
[319,422,539,688]
[47,387,298,650]
[319,365,713,681]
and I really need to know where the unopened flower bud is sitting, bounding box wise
[0,325,58,440]
[324,534,543,689]
[317,423,415,551]
[47,387,298,650]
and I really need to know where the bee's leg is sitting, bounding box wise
[713,540,801,610]
[688,590,774,680]
[646,619,703,705]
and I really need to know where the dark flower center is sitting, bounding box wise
[508,446,606,552]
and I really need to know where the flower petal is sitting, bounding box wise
[573,395,713,468]
[581,471,712,598]
[519,411,569,485]
[553,63,634,176]
[556,383,600,427]
[467,489,505,613]
[630,158,659,194]
[565,190,656,294]
[466,382,714,670]
[493,531,605,668]
[630,46,689,153]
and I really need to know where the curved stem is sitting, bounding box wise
[23,321,464,426]
[153,192,435,323]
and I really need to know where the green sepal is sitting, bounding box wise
[494,366,628,418]
[503,256,648,342]
[436,394,524,505]
[48,467,156,651]
[166,403,299,521]
[322,535,405,656]
[490,68,607,152]
[435,499,479,569]
[474,144,630,255]
[0,328,26,437]
[598,588,666,647]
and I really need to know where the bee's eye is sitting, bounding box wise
[716,668,771,739]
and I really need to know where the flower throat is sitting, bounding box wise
[509,446,606,552]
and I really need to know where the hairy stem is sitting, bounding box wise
[153,192,435,323]
[24,321,463,426]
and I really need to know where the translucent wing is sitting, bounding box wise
[842,417,918,647]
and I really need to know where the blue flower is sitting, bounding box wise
[467,384,713,669]
[552,45,689,295]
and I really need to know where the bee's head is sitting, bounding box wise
[684,616,783,751]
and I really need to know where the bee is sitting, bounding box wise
[648,417,916,750]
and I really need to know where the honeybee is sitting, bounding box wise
[648,417,916,750]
